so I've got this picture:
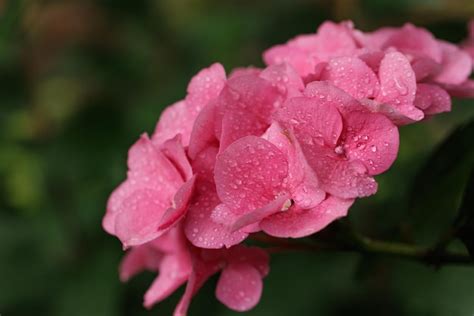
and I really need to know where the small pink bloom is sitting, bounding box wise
[276,82,399,198]
[120,226,269,315]
[103,134,194,248]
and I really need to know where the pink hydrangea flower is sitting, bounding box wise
[105,20,474,314]
[120,225,269,315]
[103,134,195,248]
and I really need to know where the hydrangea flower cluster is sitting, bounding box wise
[104,21,474,315]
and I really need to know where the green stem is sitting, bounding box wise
[256,233,474,266]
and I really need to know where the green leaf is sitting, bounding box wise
[407,119,474,245]
[454,168,474,256]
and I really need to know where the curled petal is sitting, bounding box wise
[262,123,325,209]
[230,194,291,232]
[261,196,354,238]
[188,101,218,160]
[161,135,193,181]
[158,176,197,233]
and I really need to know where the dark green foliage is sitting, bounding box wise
[1,1,474,316]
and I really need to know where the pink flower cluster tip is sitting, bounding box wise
[104,20,474,315]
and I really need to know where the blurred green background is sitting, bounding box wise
[1,0,474,315]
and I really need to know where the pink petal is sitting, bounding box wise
[214,136,289,215]
[127,134,182,181]
[103,135,182,236]
[150,226,189,254]
[263,45,318,77]
[229,67,262,79]
[433,41,472,85]
[260,63,305,98]
[261,196,354,238]
[377,51,424,121]
[115,188,172,248]
[119,244,163,282]
[158,176,197,233]
[275,95,343,147]
[304,81,366,116]
[313,21,357,61]
[411,57,440,82]
[342,111,399,175]
[303,145,378,198]
[186,63,226,114]
[215,263,263,312]
[184,148,248,249]
[173,253,222,316]
[217,74,281,151]
[443,79,474,98]
[320,56,380,99]
[361,100,419,126]
[152,101,194,146]
[188,101,219,160]
[230,194,291,232]
[358,51,385,73]
[161,135,193,181]
[262,123,325,209]
[103,181,134,234]
[414,83,451,115]
[144,252,191,308]
[353,27,396,50]
[382,23,442,63]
